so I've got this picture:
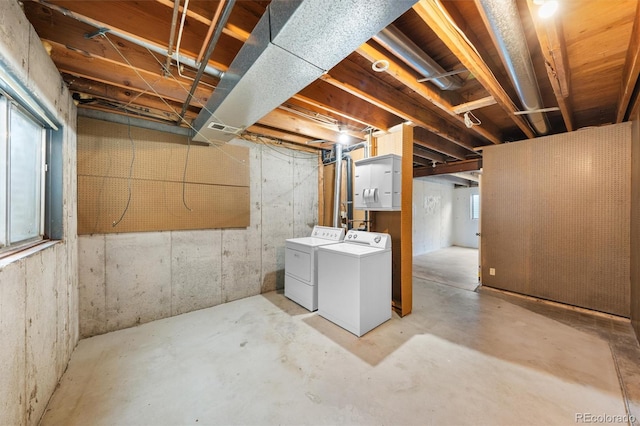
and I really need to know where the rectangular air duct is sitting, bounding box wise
[192,0,417,144]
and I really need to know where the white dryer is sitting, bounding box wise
[285,226,345,311]
[317,230,392,337]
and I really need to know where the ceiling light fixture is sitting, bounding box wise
[338,127,350,144]
[534,0,559,19]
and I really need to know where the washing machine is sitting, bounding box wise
[285,226,345,311]
[317,230,392,337]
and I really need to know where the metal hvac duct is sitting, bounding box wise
[476,0,550,135]
[373,25,462,91]
[192,0,418,143]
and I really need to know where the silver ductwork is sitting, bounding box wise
[373,25,462,91]
[476,0,550,135]
[192,0,418,144]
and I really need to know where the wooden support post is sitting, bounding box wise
[371,125,413,317]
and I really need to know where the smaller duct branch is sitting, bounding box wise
[178,0,235,121]
[373,25,462,91]
[476,0,550,135]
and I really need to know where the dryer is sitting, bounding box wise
[317,230,392,337]
[285,226,345,311]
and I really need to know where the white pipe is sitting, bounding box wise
[32,0,224,80]
[333,143,343,228]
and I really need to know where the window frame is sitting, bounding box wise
[470,193,480,220]
[0,91,48,254]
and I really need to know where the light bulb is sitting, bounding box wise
[538,0,558,18]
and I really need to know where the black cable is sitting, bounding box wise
[112,115,136,227]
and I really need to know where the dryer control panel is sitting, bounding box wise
[311,226,345,241]
[344,230,391,249]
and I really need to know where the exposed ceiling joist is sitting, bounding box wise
[414,146,448,164]
[357,41,503,144]
[323,58,484,151]
[154,0,251,42]
[413,126,476,160]
[413,158,482,178]
[451,96,497,114]
[47,40,211,108]
[413,0,536,139]
[293,80,399,131]
[258,108,356,144]
[617,0,640,122]
[526,0,574,131]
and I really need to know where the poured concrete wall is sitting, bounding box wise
[412,177,454,255]
[453,186,479,249]
[0,2,78,425]
[78,136,318,337]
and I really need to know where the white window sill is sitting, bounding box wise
[0,240,61,270]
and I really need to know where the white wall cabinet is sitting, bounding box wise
[354,154,401,211]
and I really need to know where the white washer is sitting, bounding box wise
[285,226,345,311]
[317,230,392,337]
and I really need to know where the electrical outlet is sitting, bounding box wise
[489,268,496,276]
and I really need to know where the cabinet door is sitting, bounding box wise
[354,162,370,210]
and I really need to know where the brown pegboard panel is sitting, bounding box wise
[482,123,632,317]
[77,117,250,235]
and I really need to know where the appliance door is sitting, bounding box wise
[285,245,312,282]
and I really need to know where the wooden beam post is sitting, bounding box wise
[371,125,413,317]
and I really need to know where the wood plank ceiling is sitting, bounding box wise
[22,0,640,176]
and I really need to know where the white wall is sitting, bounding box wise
[0,2,78,425]
[412,177,454,255]
[453,186,480,248]
[78,140,319,337]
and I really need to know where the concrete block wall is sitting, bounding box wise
[78,140,318,337]
[412,177,454,255]
[0,2,78,425]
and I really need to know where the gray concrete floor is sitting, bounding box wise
[413,246,479,292]
[41,249,640,426]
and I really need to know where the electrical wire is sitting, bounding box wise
[181,135,193,211]
[112,115,136,227]
[101,33,247,168]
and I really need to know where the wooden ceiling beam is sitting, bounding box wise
[257,108,358,144]
[47,40,211,107]
[413,156,434,167]
[25,3,225,79]
[414,146,448,164]
[413,158,483,178]
[294,79,402,131]
[526,0,575,131]
[41,0,241,68]
[413,0,535,139]
[153,0,254,42]
[357,42,503,144]
[324,58,485,151]
[63,74,199,118]
[616,0,640,122]
[413,127,477,160]
[244,125,324,151]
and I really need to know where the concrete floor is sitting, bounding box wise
[413,246,479,292]
[41,249,640,426]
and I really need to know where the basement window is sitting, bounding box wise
[0,92,46,253]
[470,193,480,220]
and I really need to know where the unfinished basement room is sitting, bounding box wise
[2,0,640,425]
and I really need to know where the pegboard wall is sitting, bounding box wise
[77,117,250,234]
[482,122,632,317]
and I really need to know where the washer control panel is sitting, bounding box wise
[312,226,345,241]
[344,230,391,249]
